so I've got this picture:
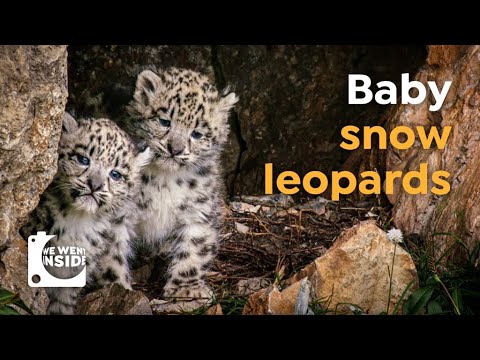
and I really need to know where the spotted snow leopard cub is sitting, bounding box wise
[126,67,238,302]
[21,113,152,314]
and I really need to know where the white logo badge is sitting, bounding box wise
[28,231,86,287]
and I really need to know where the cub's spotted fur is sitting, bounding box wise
[126,67,238,302]
[21,113,152,314]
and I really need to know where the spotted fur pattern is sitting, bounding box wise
[21,113,152,314]
[126,67,238,302]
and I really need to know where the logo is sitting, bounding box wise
[28,231,86,287]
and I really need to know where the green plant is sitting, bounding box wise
[402,232,480,315]
[218,294,248,315]
[391,279,416,315]
[0,287,32,315]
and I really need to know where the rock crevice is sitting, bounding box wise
[210,45,248,196]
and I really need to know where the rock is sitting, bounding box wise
[0,237,49,314]
[235,222,250,234]
[150,298,207,314]
[263,284,300,315]
[0,45,67,314]
[149,298,169,312]
[205,304,223,315]
[230,201,262,214]
[237,277,271,296]
[287,220,418,314]
[0,45,67,248]
[385,45,480,262]
[242,279,312,315]
[67,45,426,195]
[293,277,312,315]
[242,286,271,315]
[77,283,152,315]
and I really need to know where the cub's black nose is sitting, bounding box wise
[87,178,103,192]
[167,142,185,156]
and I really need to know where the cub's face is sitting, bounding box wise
[127,67,238,171]
[57,113,152,214]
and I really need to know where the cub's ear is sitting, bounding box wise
[217,89,239,119]
[134,70,162,107]
[134,145,153,169]
[211,89,238,145]
[62,112,78,133]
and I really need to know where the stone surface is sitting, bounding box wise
[385,45,480,262]
[0,45,68,248]
[0,45,68,314]
[242,279,310,315]
[150,298,207,314]
[205,304,223,315]
[77,283,152,315]
[242,285,271,315]
[287,220,418,314]
[269,279,309,315]
[235,222,249,234]
[0,237,49,314]
[67,45,426,196]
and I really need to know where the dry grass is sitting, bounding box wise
[210,196,392,299]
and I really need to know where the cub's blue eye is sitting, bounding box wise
[110,170,123,181]
[159,119,171,127]
[191,131,203,140]
[76,154,90,166]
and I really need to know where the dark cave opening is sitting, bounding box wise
[67,45,428,197]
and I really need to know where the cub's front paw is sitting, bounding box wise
[47,300,75,315]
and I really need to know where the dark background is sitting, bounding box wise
[67,45,427,196]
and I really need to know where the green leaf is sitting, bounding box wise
[11,297,33,314]
[427,300,443,315]
[392,279,416,315]
[0,288,16,305]
[0,305,21,315]
[452,288,463,313]
[0,287,33,314]
[403,286,434,315]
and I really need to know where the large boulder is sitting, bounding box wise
[244,221,418,315]
[0,45,68,314]
[386,45,480,262]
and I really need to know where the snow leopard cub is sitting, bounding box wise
[21,113,152,314]
[126,67,238,303]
